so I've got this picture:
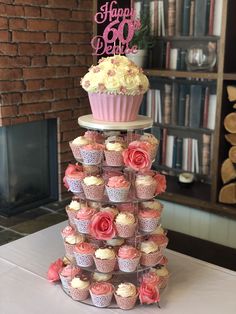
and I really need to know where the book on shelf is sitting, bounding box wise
[165,134,175,168]
[150,0,158,36]
[167,0,176,36]
[208,0,215,35]
[207,94,217,129]
[171,82,178,125]
[178,84,189,126]
[175,0,183,36]
[201,134,211,175]
[213,0,223,36]
[175,137,183,169]
[189,84,203,128]
[182,0,191,36]
[189,0,195,36]
[194,0,209,36]
[163,84,171,124]
[169,48,178,70]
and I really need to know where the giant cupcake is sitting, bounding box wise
[80,55,149,122]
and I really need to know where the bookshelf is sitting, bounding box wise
[136,0,236,218]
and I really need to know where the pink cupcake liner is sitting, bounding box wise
[79,148,104,165]
[69,141,82,161]
[104,150,124,167]
[81,182,105,201]
[89,291,114,308]
[74,218,90,234]
[140,250,162,267]
[74,252,94,267]
[93,257,116,273]
[65,176,83,194]
[115,222,137,238]
[65,207,77,227]
[59,274,71,292]
[106,186,130,202]
[135,183,157,200]
[64,242,76,258]
[88,93,143,122]
[138,217,160,233]
[69,286,90,301]
[117,256,140,272]
[114,293,138,310]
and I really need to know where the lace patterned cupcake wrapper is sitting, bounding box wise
[106,186,130,202]
[74,218,90,234]
[140,250,163,267]
[115,222,137,238]
[64,242,75,258]
[104,150,124,167]
[74,252,94,268]
[138,217,160,233]
[93,256,116,273]
[80,149,104,165]
[66,177,83,194]
[81,182,105,201]
[69,141,82,161]
[135,183,157,200]
[114,293,138,310]
[117,256,140,272]
[69,286,90,301]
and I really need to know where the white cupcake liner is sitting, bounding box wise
[117,256,140,272]
[74,217,90,234]
[74,251,94,267]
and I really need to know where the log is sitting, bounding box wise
[233,103,236,109]
[224,112,236,133]
[227,85,236,101]
[219,182,236,204]
[229,146,236,163]
[221,158,236,184]
[225,133,236,145]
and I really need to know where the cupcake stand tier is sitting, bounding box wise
[62,115,166,309]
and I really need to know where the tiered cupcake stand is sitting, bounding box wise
[62,114,168,308]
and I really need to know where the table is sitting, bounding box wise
[0,221,235,314]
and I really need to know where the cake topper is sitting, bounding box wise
[91,0,141,56]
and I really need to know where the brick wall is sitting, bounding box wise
[0,0,93,198]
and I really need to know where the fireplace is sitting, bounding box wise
[0,119,58,216]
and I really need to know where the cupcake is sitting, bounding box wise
[79,143,104,165]
[74,206,97,234]
[140,133,160,160]
[158,255,168,266]
[59,265,80,292]
[114,282,138,310]
[117,245,140,272]
[63,231,84,258]
[152,266,170,289]
[61,225,76,241]
[80,55,149,122]
[89,282,114,308]
[106,238,125,252]
[117,202,136,213]
[135,174,157,200]
[93,247,116,273]
[64,164,85,194]
[92,272,113,283]
[73,242,95,268]
[81,176,105,201]
[65,199,83,227]
[83,164,100,176]
[69,276,90,301]
[115,212,137,238]
[106,175,131,202]
[148,233,169,251]
[138,208,161,233]
[140,240,162,267]
[104,141,126,167]
[69,136,91,161]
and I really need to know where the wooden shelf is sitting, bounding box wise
[223,73,236,80]
[144,69,218,80]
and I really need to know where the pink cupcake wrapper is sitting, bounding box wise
[59,274,71,291]
[66,176,83,194]
[88,93,143,122]
[106,186,130,202]
[117,256,140,272]
[138,217,160,233]
[74,218,90,234]
[89,291,114,308]
[81,182,105,201]
[64,242,76,257]
[104,150,124,167]
[74,251,94,267]
[115,222,137,238]
[69,286,90,301]
[135,183,157,200]
[93,256,116,273]
[114,293,138,310]
[140,250,163,267]
[69,141,82,161]
[80,148,104,165]
[65,207,77,227]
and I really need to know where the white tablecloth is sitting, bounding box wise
[0,221,235,314]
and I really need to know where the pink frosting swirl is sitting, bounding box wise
[81,143,104,151]
[139,209,161,218]
[118,245,140,259]
[74,242,95,254]
[148,234,168,245]
[60,265,80,277]
[76,207,96,220]
[107,175,130,188]
[61,225,76,238]
[141,271,160,286]
[90,282,114,295]
[84,130,104,143]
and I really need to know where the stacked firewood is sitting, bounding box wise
[219,86,236,204]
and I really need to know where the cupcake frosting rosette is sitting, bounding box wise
[138,208,161,233]
[81,176,105,201]
[63,163,85,194]
[59,265,81,292]
[63,232,84,259]
[93,247,117,273]
[69,276,90,301]
[65,199,82,227]
[117,245,141,273]
[115,212,137,238]
[140,240,162,267]
[104,141,126,167]
[135,174,157,200]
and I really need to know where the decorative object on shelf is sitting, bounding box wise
[178,172,195,188]
[185,42,217,71]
